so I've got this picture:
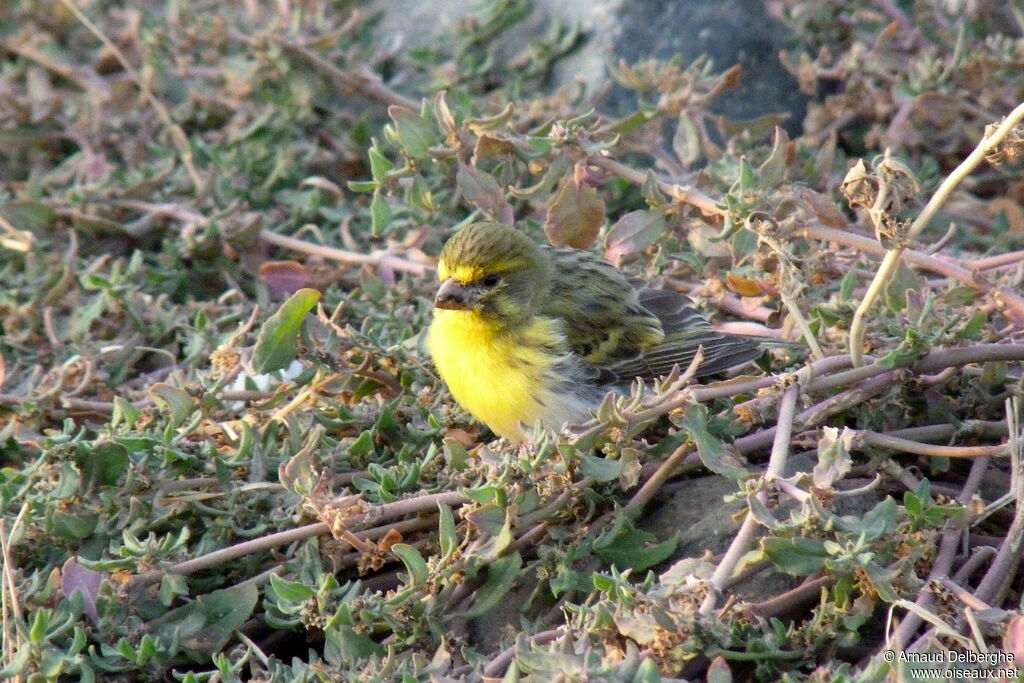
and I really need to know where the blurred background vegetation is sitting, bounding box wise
[1,0,1023,680]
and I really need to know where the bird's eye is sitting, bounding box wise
[481,274,500,287]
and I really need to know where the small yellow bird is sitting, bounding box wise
[427,222,765,441]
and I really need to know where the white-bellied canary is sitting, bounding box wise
[427,222,768,441]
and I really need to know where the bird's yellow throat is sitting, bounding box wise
[427,309,568,440]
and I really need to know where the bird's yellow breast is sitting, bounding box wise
[428,310,563,440]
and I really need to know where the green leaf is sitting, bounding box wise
[672,114,701,166]
[80,441,128,490]
[269,573,315,602]
[370,191,392,237]
[876,328,928,369]
[641,169,669,208]
[251,288,320,373]
[579,453,624,483]
[737,157,756,191]
[347,180,377,194]
[544,168,605,249]
[392,543,429,586]
[761,537,830,575]
[707,656,734,683]
[387,104,435,159]
[884,260,924,311]
[464,553,523,619]
[596,523,680,572]
[465,504,506,537]
[860,561,900,602]
[607,110,651,135]
[462,486,504,505]
[368,144,393,182]
[110,396,139,429]
[465,102,514,135]
[758,126,790,188]
[678,403,749,479]
[151,583,259,657]
[438,502,457,559]
[158,573,189,607]
[603,210,666,267]
[839,269,857,301]
[148,383,196,428]
[859,497,897,541]
[730,226,759,260]
[1,200,57,232]
[956,310,987,340]
[324,600,385,665]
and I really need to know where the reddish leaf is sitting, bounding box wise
[259,260,314,298]
[604,210,666,266]
[456,164,514,225]
[62,557,103,621]
[796,186,849,228]
[1004,615,1024,662]
[544,166,605,249]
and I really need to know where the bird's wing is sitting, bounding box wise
[541,248,664,364]
[599,287,762,382]
[542,247,764,383]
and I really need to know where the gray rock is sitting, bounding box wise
[370,0,806,135]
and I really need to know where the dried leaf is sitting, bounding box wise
[472,134,517,163]
[813,427,854,489]
[465,102,514,135]
[911,92,960,129]
[797,186,849,228]
[840,160,877,208]
[432,90,456,138]
[811,132,838,185]
[726,272,764,296]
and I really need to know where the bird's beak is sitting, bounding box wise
[434,278,471,310]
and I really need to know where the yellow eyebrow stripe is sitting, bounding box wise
[437,259,485,284]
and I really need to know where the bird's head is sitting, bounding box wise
[434,222,552,324]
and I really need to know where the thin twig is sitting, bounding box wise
[848,101,1024,365]
[806,223,1024,321]
[967,250,1024,272]
[854,431,1007,459]
[276,39,420,111]
[588,154,724,217]
[260,229,431,276]
[746,575,835,619]
[702,381,800,614]
[131,490,468,588]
